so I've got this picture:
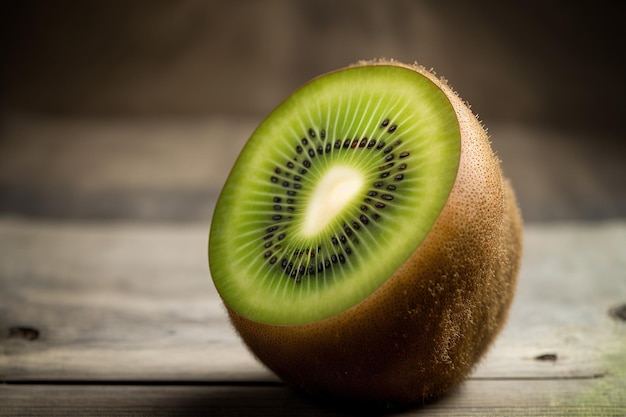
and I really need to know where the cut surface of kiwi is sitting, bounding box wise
[209,60,522,404]
[209,65,461,325]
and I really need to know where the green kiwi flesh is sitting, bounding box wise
[208,60,522,404]
[210,64,460,325]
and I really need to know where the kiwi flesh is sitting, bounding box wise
[209,59,522,405]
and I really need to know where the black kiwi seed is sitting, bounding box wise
[263,121,405,283]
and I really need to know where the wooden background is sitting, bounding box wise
[1,1,624,415]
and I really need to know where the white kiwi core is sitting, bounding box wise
[301,166,363,236]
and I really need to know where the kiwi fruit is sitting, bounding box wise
[208,59,522,405]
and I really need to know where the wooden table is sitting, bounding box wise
[1,218,625,416]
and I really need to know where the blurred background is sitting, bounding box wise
[1,0,624,222]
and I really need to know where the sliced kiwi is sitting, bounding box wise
[210,65,460,325]
[209,60,522,405]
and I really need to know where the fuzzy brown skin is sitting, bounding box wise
[227,60,523,404]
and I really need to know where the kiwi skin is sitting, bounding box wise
[224,59,523,405]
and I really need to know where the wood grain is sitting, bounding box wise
[1,378,624,417]
[1,116,624,222]
[1,219,625,415]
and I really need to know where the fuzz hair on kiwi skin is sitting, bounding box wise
[225,59,523,405]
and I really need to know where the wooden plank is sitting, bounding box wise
[0,115,252,220]
[1,219,625,385]
[1,377,624,417]
[0,220,269,382]
[1,116,624,222]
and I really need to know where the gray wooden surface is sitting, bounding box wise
[1,219,625,415]
[1,115,624,222]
